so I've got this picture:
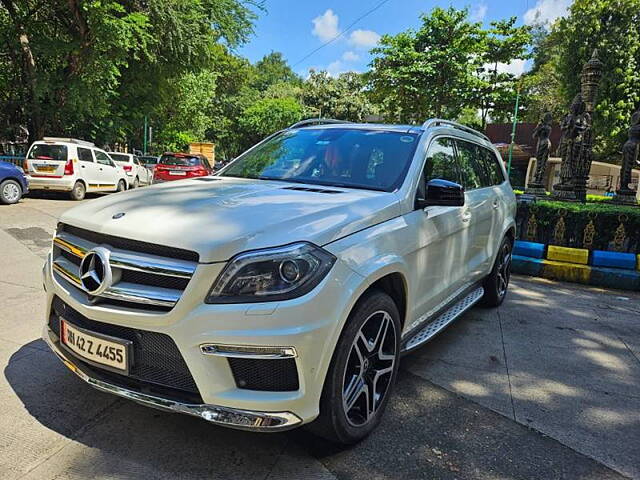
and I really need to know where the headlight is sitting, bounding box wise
[206,242,336,304]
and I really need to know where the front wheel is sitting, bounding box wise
[0,179,22,204]
[481,237,513,307]
[308,290,401,444]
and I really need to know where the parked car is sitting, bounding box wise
[153,152,213,183]
[24,138,127,200]
[138,155,159,171]
[108,152,152,188]
[0,160,28,204]
[42,118,515,444]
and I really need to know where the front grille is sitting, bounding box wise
[50,296,201,399]
[61,223,199,262]
[228,357,299,392]
[52,223,198,311]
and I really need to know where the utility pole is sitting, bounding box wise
[143,116,148,155]
[507,86,521,176]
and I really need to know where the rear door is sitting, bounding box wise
[94,150,119,190]
[77,147,100,188]
[478,146,510,263]
[26,142,68,177]
[453,139,495,281]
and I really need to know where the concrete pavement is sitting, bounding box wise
[1,195,638,479]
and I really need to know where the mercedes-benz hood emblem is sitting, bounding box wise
[79,247,113,295]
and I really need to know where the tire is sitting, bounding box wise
[132,177,139,188]
[481,237,513,307]
[69,181,86,201]
[0,179,22,204]
[117,179,126,192]
[308,290,401,444]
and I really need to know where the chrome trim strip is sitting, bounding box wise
[53,257,82,287]
[102,282,180,307]
[44,331,302,431]
[200,344,298,359]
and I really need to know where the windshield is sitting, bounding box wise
[220,128,419,191]
[109,153,130,163]
[28,144,68,161]
[140,156,158,164]
[159,154,201,166]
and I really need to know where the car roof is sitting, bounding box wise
[294,123,421,134]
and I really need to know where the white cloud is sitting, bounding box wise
[342,51,360,62]
[312,9,340,42]
[524,0,572,26]
[325,60,360,77]
[484,59,528,77]
[349,29,381,49]
[470,3,488,23]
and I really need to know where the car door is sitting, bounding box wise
[403,136,469,326]
[94,150,119,190]
[453,139,495,280]
[77,147,100,190]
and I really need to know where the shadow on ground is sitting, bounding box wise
[5,335,625,480]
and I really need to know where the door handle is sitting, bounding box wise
[81,165,85,168]
[492,199,499,209]
[462,211,472,222]
[99,168,103,171]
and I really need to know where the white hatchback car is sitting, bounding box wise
[108,152,152,188]
[41,119,516,444]
[25,138,127,200]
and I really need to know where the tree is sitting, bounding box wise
[302,70,376,121]
[546,0,640,157]
[239,97,303,145]
[368,7,485,123]
[251,52,300,91]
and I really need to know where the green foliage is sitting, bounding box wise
[517,199,640,253]
[251,52,301,91]
[239,97,303,145]
[303,71,376,121]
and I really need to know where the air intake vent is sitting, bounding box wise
[282,186,342,194]
[193,177,221,182]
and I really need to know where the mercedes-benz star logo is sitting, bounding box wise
[79,247,113,295]
[112,212,125,219]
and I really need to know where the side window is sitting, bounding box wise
[424,137,460,184]
[134,157,142,166]
[95,151,113,166]
[77,147,94,163]
[454,140,483,190]
[480,148,506,185]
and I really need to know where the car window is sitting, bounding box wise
[479,147,505,185]
[109,153,130,163]
[95,151,114,166]
[454,140,484,190]
[27,144,68,161]
[77,147,94,163]
[423,137,460,185]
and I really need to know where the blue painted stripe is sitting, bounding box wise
[591,250,637,270]
[514,241,545,259]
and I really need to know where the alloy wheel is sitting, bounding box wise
[496,243,512,299]
[3,182,20,202]
[342,310,397,427]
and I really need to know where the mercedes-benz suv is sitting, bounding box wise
[42,119,516,444]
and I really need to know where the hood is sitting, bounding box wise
[59,177,400,262]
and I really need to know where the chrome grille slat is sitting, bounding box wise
[52,227,197,310]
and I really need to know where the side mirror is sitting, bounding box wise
[416,179,465,209]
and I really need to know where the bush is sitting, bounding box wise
[516,199,640,253]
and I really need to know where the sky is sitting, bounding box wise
[238,0,573,77]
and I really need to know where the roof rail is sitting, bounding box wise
[42,137,95,147]
[422,119,490,142]
[288,118,351,129]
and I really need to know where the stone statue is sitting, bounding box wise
[615,109,640,204]
[553,95,588,200]
[526,112,553,195]
[573,112,593,202]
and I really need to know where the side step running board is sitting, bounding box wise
[402,287,484,353]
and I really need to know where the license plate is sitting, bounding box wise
[35,165,56,172]
[60,318,131,373]
[169,170,186,176]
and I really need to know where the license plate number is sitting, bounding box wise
[60,319,130,373]
[35,165,56,172]
[169,170,186,176]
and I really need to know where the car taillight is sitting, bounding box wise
[23,159,28,171]
[64,159,74,175]
[123,165,133,172]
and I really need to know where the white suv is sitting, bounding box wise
[41,119,516,443]
[25,138,128,200]
[108,152,152,188]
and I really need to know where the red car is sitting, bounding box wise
[153,153,213,183]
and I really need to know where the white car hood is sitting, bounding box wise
[59,177,401,262]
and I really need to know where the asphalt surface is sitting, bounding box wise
[1,192,638,479]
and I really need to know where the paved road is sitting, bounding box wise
[1,195,638,479]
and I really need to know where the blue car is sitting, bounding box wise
[0,160,29,204]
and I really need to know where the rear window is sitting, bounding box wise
[159,154,201,166]
[28,144,68,161]
[109,153,130,163]
[139,156,158,165]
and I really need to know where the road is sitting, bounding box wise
[1,193,638,479]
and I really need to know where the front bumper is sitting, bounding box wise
[43,328,302,430]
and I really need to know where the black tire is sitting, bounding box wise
[132,177,139,188]
[117,179,126,192]
[0,179,22,204]
[481,237,513,307]
[69,181,86,201]
[308,290,401,444]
